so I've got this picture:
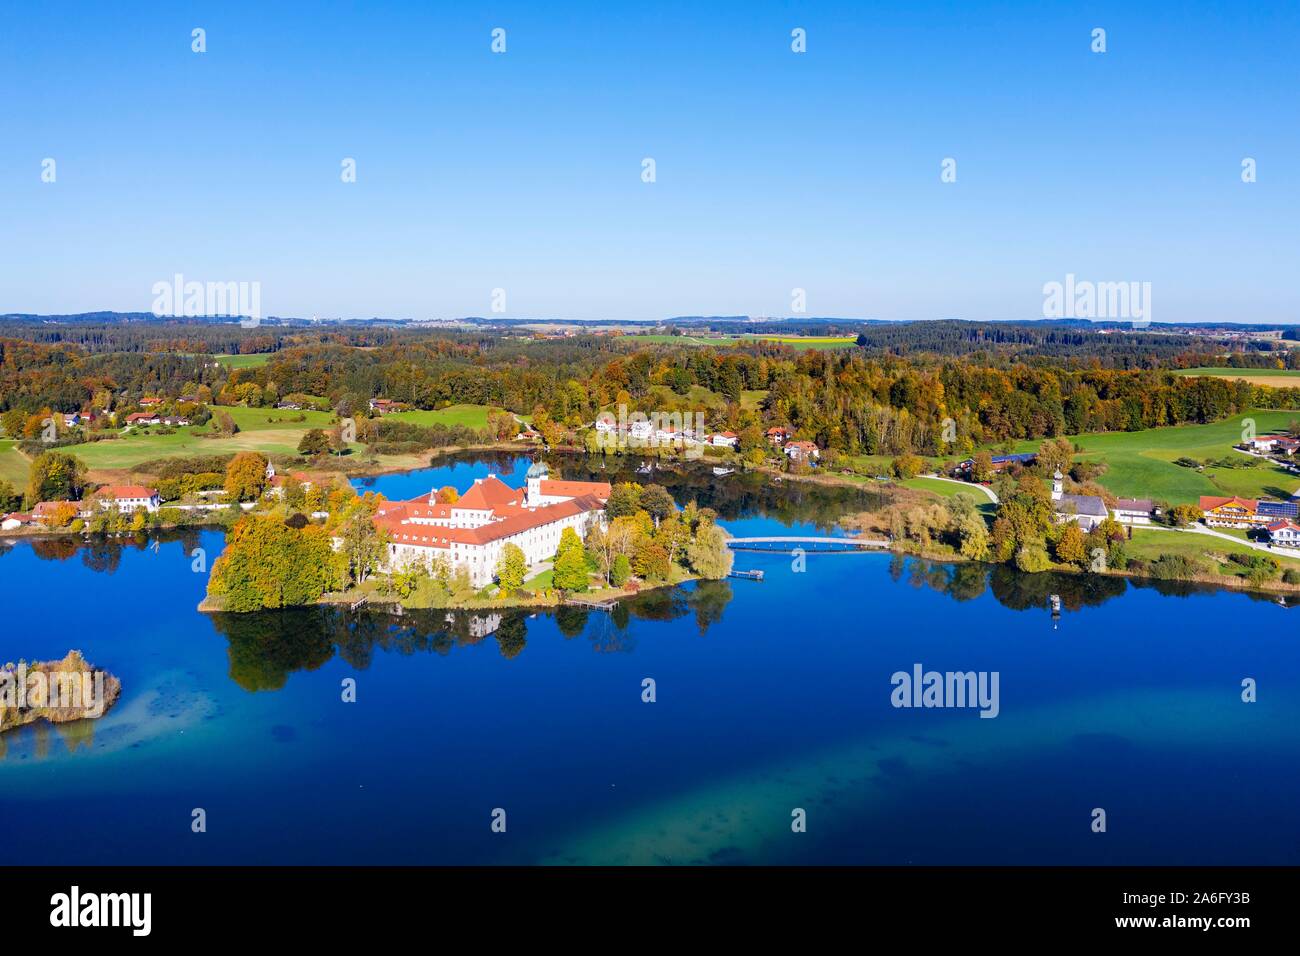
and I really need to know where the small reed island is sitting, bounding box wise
[0,650,121,734]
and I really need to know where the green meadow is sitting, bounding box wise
[1127,527,1300,574]
[1013,410,1300,504]
[381,404,494,430]
[64,406,347,471]
[214,353,273,368]
[0,439,30,488]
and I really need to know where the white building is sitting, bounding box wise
[1112,498,1155,524]
[1051,471,1108,532]
[375,463,611,588]
[97,485,161,513]
[1266,520,1300,548]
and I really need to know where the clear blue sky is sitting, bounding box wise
[1,1,1296,323]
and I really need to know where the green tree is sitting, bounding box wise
[25,450,88,506]
[957,512,990,561]
[0,479,22,512]
[638,484,675,524]
[610,553,632,587]
[552,526,589,591]
[339,509,385,586]
[605,482,643,519]
[496,543,527,593]
[685,523,733,580]
[297,429,330,456]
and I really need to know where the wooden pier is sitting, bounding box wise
[565,597,618,611]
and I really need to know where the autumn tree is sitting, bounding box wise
[1054,523,1087,566]
[892,454,924,480]
[25,451,87,506]
[224,452,269,501]
[207,514,344,611]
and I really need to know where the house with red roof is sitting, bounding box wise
[783,440,820,462]
[1265,520,1300,548]
[95,485,161,513]
[1,512,34,531]
[1199,496,1262,528]
[372,462,609,588]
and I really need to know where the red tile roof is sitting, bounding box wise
[97,485,158,499]
[539,479,611,500]
[455,475,524,511]
[377,494,602,548]
[1199,496,1257,512]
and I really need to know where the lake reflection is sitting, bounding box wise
[2,460,1298,866]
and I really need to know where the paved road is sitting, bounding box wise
[920,473,1000,505]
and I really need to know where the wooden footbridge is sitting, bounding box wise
[724,536,889,553]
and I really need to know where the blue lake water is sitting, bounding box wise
[2,455,1297,865]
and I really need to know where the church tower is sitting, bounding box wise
[526,460,548,504]
[1051,469,1064,502]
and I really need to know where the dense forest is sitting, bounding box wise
[3,319,1299,459]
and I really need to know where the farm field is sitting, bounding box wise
[382,404,493,430]
[59,406,349,471]
[0,439,30,488]
[1012,410,1300,504]
[1172,367,1300,388]
[214,353,273,368]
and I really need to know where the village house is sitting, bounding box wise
[784,440,820,463]
[95,485,161,514]
[267,471,314,496]
[125,412,162,426]
[1199,496,1298,529]
[1051,471,1108,532]
[766,426,790,445]
[1199,496,1261,528]
[1111,498,1156,524]
[139,397,163,407]
[32,501,89,525]
[706,431,738,448]
[372,462,610,588]
[1,512,33,531]
[368,398,400,414]
[1265,520,1300,548]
